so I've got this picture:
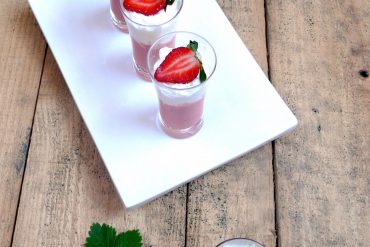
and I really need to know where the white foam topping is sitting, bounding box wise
[124,4,181,45]
[126,6,179,25]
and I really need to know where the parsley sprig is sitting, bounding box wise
[85,223,142,247]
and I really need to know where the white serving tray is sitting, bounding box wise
[29,0,298,208]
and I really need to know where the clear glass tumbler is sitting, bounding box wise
[121,0,183,81]
[110,0,128,32]
[147,31,217,138]
[216,238,264,247]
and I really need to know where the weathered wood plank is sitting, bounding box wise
[267,0,370,246]
[0,0,46,245]
[12,50,187,246]
[186,1,275,246]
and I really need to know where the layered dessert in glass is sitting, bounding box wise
[121,0,183,81]
[147,31,217,138]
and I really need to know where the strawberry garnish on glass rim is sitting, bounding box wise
[154,40,207,84]
[123,0,175,16]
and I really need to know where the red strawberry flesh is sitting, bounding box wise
[154,47,201,83]
[123,0,166,16]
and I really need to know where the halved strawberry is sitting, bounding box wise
[123,0,174,16]
[154,41,207,83]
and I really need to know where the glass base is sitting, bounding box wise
[133,61,151,82]
[157,114,203,139]
[110,10,128,33]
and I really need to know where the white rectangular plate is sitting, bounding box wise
[29,0,298,208]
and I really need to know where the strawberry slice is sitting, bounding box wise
[154,41,207,83]
[123,0,173,16]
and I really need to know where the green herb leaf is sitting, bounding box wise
[199,63,207,82]
[187,40,198,53]
[165,0,175,11]
[115,230,142,247]
[86,223,117,247]
[85,223,142,247]
[187,40,207,82]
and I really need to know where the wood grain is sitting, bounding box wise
[186,1,275,246]
[12,50,187,246]
[266,0,370,246]
[0,0,46,245]
[8,0,370,246]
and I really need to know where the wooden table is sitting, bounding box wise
[1,0,369,246]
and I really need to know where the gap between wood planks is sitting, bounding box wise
[9,44,49,247]
[263,1,279,247]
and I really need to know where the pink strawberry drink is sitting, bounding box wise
[156,84,207,138]
[147,32,217,138]
[159,98,204,131]
[121,0,183,81]
[110,0,128,32]
[131,37,175,80]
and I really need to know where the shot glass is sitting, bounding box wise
[147,31,217,138]
[121,0,183,81]
[216,238,264,247]
[110,0,128,32]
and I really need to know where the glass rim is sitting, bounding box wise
[147,31,217,91]
[216,238,264,247]
[120,0,183,28]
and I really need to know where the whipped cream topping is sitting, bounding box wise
[125,6,179,26]
[124,3,181,45]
